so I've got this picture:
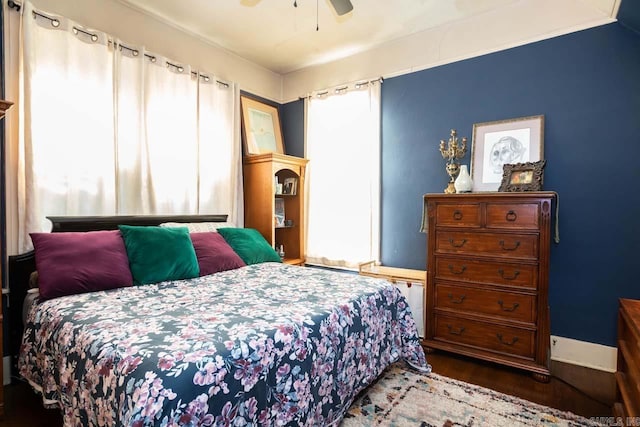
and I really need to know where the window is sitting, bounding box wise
[305,82,381,268]
[9,3,242,252]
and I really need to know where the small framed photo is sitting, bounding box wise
[471,115,544,191]
[274,198,285,227]
[499,160,546,192]
[282,177,297,195]
[241,95,285,156]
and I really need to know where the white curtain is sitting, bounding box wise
[197,77,243,226]
[20,9,116,249]
[305,82,381,268]
[117,50,200,214]
[7,1,242,253]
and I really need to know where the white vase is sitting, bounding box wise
[454,165,473,193]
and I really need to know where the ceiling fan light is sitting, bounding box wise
[329,0,353,16]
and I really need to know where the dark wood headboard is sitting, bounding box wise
[7,214,228,365]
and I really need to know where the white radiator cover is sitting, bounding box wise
[392,281,424,338]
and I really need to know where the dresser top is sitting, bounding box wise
[425,191,556,200]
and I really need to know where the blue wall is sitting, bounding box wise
[281,22,640,347]
[281,101,305,158]
[618,0,640,34]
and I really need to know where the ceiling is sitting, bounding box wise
[118,0,621,75]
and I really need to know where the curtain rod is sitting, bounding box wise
[7,0,21,11]
[116,43,229,87]
[11,3,230,89]
[298,77,384,100]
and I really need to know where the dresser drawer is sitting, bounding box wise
[486,203,539,230]
[434,314,535,359]
[435,257,537,289]
[435,283,536,323]
[435,203,481,228]
[435,230,538,260]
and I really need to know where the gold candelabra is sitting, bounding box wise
[439,129,467,194]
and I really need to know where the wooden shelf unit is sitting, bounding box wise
[423,192,555,382]
[243,153,308,265]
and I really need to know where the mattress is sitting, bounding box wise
[19,262,429,426]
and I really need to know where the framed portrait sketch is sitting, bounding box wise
[471,115,544,192]
[241,95,285,155]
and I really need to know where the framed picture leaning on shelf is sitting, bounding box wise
[240,95,285,155]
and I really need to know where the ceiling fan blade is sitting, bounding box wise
[329,0,353,16]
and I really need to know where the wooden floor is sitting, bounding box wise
[0,351,611,426]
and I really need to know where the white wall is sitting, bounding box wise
[281,0,617,102]
[24,0,619,103]
[29,0,282,101]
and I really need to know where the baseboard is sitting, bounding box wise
[550,360,616,406]
[550,335,617,372]
[549,335,617,406]
[3,356,10,386]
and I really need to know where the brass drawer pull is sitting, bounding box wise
[453,210,463,220]
[448,264,467,275]
[447,293,466,304]
[448,238,467,248]
[498,300,520,312]
[499,240,520,251]
[497,334,519,346]
[447,325,465,335]
[505,210,518,222]
[498,269,520,280]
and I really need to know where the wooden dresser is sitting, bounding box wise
[424,192,555,382]
[614,298,640,423]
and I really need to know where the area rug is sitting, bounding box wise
[341,362,602,427]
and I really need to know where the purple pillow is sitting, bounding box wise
[190,232,246,276]
[30,231,133,300]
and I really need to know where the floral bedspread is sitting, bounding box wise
[19,262,429,426]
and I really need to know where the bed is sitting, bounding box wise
[12,215,429,426]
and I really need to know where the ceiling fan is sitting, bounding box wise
[328,0,353,16]
[290,0,354,16]
[243,0,353,17]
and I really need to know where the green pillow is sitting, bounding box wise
[118,225,199,285]
[217,228,282,265]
